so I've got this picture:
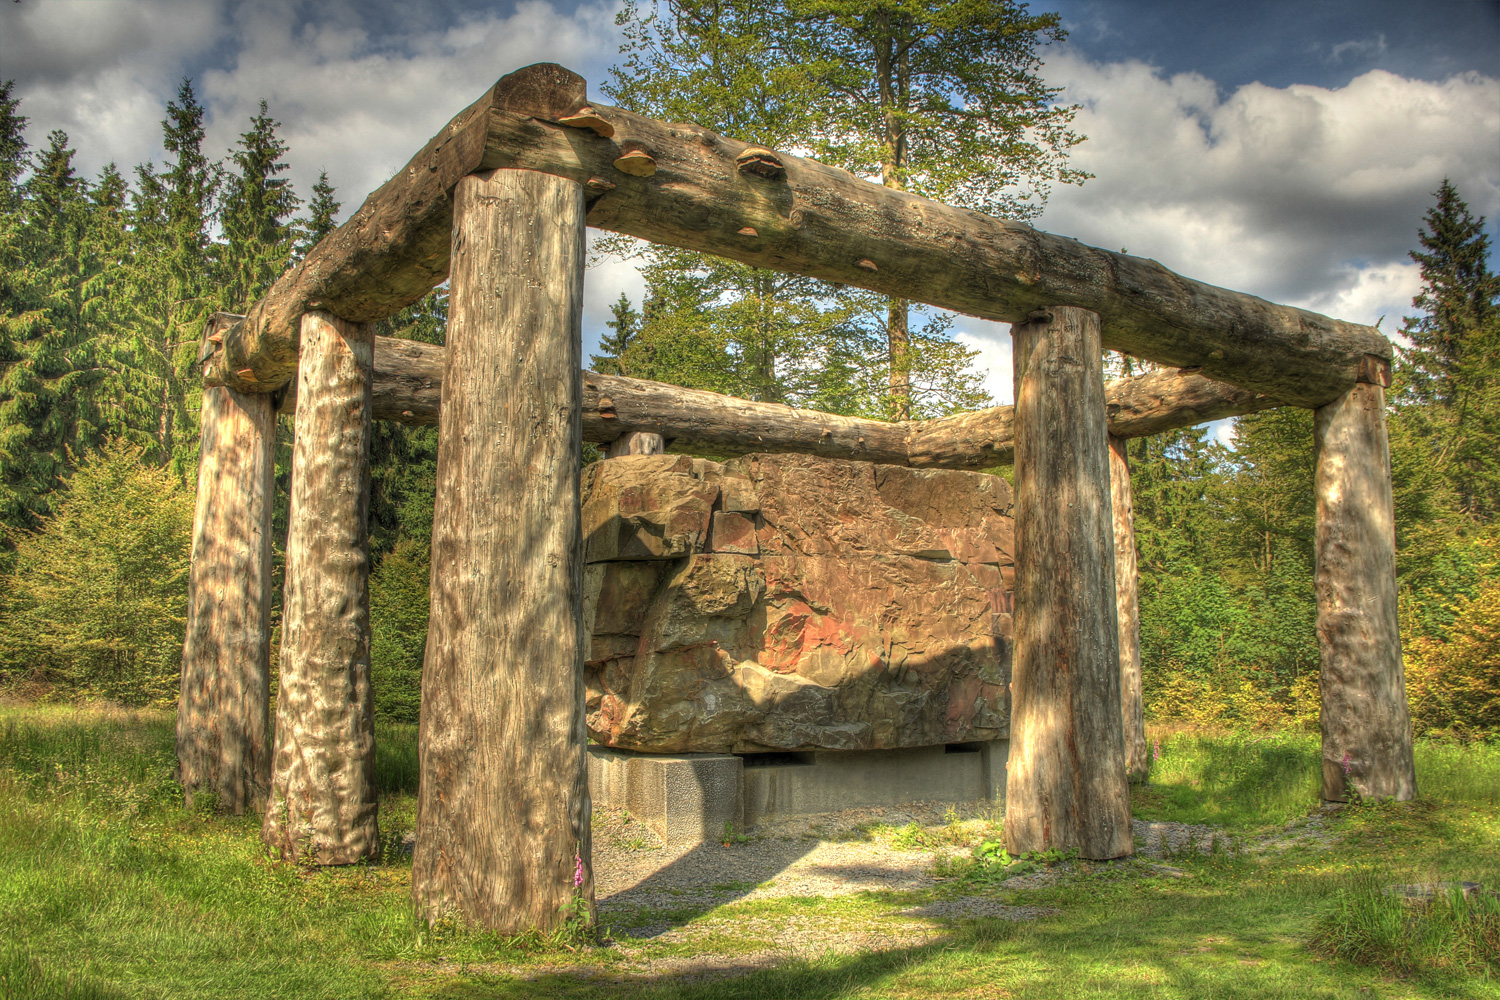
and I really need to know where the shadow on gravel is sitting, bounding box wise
[598,838,821,936]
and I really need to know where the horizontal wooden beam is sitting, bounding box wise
[204,65,589,390]
[253,322,1278,468]
[205,63,1387,408]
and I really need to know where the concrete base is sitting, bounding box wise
[588,740,1008,847]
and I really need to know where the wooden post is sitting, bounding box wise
[1005,307,1133,860]
[606,430,665,457]
[1314,379,1417,801]
[262,310,379,863]
[177,381,276,813]
[412,168,593,932]
[1110,434,1150,782]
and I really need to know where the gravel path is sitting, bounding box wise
[492,802,1344,983]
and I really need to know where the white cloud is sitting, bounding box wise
[3,0,622,210]
[1036,54,1499,330]
[954,322,1015,406]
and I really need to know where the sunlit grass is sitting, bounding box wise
[1,702,1495,999]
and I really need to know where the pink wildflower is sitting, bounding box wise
[573,853,584,888]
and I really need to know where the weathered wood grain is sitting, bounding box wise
[262,311,379,864]
[1110,435,1149,783]
[1314,383,1417,802]
[412,169,594,932]
[176,365,276,814]
[481,85,1388,407]
[203,65,588,389]
[1005,307,1133,860]
[257,325,1281,467]
[206,63,1385,407]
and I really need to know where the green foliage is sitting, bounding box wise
[0,442,192,706]
[1405,559,1500,740]
[220,100,300,312]
[604,0,1074,419]
[368,540,430,725]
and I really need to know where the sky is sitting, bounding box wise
[3,0,1498,417]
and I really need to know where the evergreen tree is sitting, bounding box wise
[124,79,220,471]
[0,126,112,533]
[589,293,640,376]
[221,100,300,311]
[1395,180,1500,521]
[296,170,339,259]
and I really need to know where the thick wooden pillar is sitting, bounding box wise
[177,382,276,813]
[606,430,665,457]
[262,310,378,863]
[1314,380,1416,801]
[1109,434,1149,782]
[1005,307,1133,860]
[412,168,592,932]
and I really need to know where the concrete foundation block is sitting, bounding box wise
[589,740,1009,842]
[588,746,743,847]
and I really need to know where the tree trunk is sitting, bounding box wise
[1110,434,1149,782]
[606,430,665,457]
[262,310,378,863]
[1314,381,1417,801]
[177,382,275,813]
[1005,307,1133,860]
[887,297,912,420]
[412,168,593,932]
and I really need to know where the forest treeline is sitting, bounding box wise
[0,2,1496,740]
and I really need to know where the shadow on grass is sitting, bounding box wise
[425,868,1477,1000]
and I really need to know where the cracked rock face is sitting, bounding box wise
[581,453,1015,753]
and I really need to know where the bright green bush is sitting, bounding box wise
[0,442,191,706]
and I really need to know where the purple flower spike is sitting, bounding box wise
[574,853,585,888]
[1341,751,1350,777]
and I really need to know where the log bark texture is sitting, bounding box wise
[177,379,276,813]
[1005,307,1133,860]
[203,65,587,389]
[205,64,1386,407]
[1109,434,1149,782]
[412,169,594,932]
[1314,383,1417,802]
[262,311,379,863]
[261,328,1278,469]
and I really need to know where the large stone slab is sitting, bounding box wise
[583,454,1014,753]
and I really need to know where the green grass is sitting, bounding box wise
[1,702,1496,999]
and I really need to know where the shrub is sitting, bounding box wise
[0,442,192,706]
[1405,574,1500,739]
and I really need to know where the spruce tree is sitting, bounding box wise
[0,126,111,533]
[125,79,219,471]
[1396,180,1500,521]
[221,100,300,311]
[589,293,640,376]
[296,170,340,259]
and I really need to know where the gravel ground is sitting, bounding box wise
[489,802,1344,983]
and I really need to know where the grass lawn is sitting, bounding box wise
[1,702,1496,999]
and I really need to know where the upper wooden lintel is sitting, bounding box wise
[204,63,1390,409]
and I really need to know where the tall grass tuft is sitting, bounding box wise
[1310,872,1500,976]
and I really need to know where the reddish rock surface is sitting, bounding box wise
[582,454,1014,753]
